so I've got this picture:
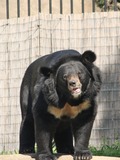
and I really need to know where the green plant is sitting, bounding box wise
[90,141,120,157]
[0,150,18,155]
[96,0,105,8]
[96,0,120,9]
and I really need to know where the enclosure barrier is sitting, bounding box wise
[5,0,119,19]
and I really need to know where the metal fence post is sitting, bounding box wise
[6,0,9,19]
[113,0,118,11]
[60,0,63,14]
[28,0,30,16]
[92,0,95,12]
[104,0,107,11]
[17,0,20,17]
[49,0,52,14]
[82,0,84,13]
[70,0,73,14]
[38,0,41,13]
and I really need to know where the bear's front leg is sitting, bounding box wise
[72,114,96,160]
[34,115,57,160]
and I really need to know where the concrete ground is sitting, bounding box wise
[0,154,120,160]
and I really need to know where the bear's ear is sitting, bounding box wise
[82,50,96,63]
[40,67,53,77]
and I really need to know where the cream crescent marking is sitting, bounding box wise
[48,100,90,119]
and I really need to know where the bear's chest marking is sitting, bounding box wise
[47,100,90,119]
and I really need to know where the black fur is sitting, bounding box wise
[19,49,102,160]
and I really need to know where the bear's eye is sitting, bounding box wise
[78,72,81,77]
[63,74,67,80]
[78,72,84,79]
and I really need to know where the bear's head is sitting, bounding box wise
[41,50,101,106]
[54,61,91,99]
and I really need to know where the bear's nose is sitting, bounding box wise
[69,81,76,87]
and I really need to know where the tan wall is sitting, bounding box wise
[0,12,120,151]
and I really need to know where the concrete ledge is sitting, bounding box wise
[0,154,120,160]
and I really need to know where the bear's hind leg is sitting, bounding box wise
[19,84,35,154]
[19,115,35,153]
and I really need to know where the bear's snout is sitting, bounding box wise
[69,80,76,87]
[67,75,82,99]
[67,75,81,88]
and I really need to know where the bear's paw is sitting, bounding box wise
[37,153,57,160]
[74,150,92,160]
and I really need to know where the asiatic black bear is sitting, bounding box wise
[19,50,102,160]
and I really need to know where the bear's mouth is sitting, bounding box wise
[70,87,82,98]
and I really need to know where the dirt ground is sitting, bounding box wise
[0,154,120,160]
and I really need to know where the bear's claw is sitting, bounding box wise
[74,150,92,160]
